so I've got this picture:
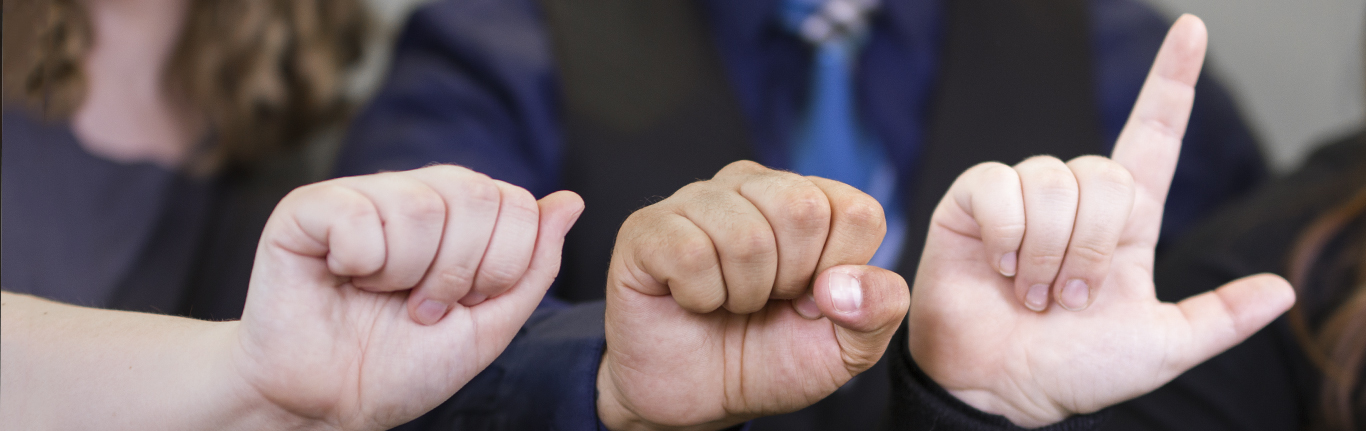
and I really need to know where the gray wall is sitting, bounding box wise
[1145,0,1366,171]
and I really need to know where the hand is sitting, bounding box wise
[231,166,583,430]
[596,161,911,430]
[906,15,1295,427]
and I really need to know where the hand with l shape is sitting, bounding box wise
[595,161,912,430]
[907,15,1296,427]
[1,165,583,431]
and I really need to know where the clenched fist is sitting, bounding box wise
[596,161,911,430]
[234,165,583,430]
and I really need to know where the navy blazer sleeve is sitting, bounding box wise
[392,299,609,430]
[334,0,564,199]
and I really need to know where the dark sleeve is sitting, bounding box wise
[333,0,565,198]
[393,300,610,430]
[1089,0,1269,246]
[885,322,1111,431]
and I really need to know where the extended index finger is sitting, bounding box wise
[1109,14,1207,244]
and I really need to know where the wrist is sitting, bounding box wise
[595,356,749,431]
[218,322,336,431]
[596,356,648,431]
[908,339,1066,428]
[945,387,1066,428]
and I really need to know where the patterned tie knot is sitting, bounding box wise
[783,0,881,44]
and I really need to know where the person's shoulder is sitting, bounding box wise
[397,0,551,65]
[406,0,544,29]
[1154,130,1366,300]
[1298,129,1366,175]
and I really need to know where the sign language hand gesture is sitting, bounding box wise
[597,161,911,430]
[232,166,583,431]
[907,15,1296,427]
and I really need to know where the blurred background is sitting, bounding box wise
[1148,0,1365,171]
[354,0,1366,172]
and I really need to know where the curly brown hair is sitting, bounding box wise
[1,0,369,171]
[1287,175,1366,431]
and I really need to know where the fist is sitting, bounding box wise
[598,161,910,430]
[232,165,583,430]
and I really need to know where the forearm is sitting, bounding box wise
[0,291,309,430]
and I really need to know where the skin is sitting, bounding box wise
[75,0,203,168]
[907,15,1296,427]
[596,161,912,430]
[1,166,586,430]
[595,15,1295,430]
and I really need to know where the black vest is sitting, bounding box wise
[542,0,1101,304]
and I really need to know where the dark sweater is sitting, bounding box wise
[1,109,317,320]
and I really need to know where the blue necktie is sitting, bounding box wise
[783,0,906,269]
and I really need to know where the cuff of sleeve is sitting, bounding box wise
[397,300,610,430]
[886,320,1110,431]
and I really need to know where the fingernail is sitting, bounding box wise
[416,299,449,325]
[999,252,1017,277]
[829,272,862,313]
[1025,284,1049,312]
[1060,279,1090,311]
[794,294,822,319]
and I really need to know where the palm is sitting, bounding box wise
[605,286,857,425]
[234,282,486,428]
[905,16,1293,427]
[910,204,1187,418]
[234,256,518,430]
[224,184,581,431]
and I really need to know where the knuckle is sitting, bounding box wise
[430,268,476,299]
[841,195,887,233]
[727,223,777,264]
[503,182,539,207]
[778,186,831,232]
[770,286,806,300]
[462,177,502,207]
[500,189,541,226]
[726,297,766,314]
[1068,241,1111,266]
[617,209,655,239]
[1094,166,1136,197]
[718,160,766,178]
[1021,155,1066,167]
[424,163,475,177]
[312,185,375,220]
[672,235,720,274]
[476,260,526,291]
[1032,175,1080,205]
[678,285,726,313]
[987,222,1026,242]
[670,181,715,202]
[981,162,1018,181]
[1026,251,1065,268]
[1037,166,1079,191]
[398,188,447,223]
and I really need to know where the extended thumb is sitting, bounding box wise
[1171,273,1295,375]
[813,265,911,372]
